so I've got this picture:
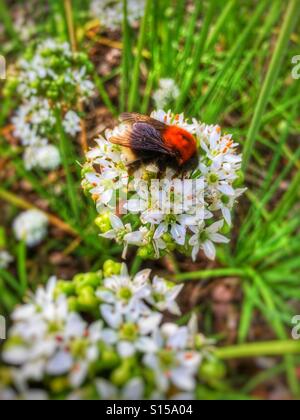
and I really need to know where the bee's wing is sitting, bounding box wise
[120,113,167,131]
[110,122,176,156]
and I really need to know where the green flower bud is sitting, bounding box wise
[68,296,79,312]
[77,287,98,309]
[74,272,103,292]
[95,213,112,234]
[162,233,172,244]
[199,358,227,383]
[55,281,76,298]
[138,245,155,259]
[103,260,122,277]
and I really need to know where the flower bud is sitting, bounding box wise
[77,287,98,309]
[138,245,155,259]
[74,272,103,292]
[95,213,112,234]
[55,281,76,298]
[103,260,122,277]
[199,358,227,384]
[67,296,79,312]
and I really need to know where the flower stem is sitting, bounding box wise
[175,267,246,282]
[120,0,130,112]
[215,340,300,360]
[55,106,80,223]
[17,240,27,295]
[64,0,77,53]
[128,0,152,111]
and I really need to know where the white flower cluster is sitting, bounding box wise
[83,110,246,261]
[153,79,180,110]
[13,210,49,247]
[12,39,95,171]
[0,263,213,400]
[0,250,13,269]
[91,0,146,30]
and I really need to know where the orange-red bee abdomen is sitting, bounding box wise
[162,126,197,165]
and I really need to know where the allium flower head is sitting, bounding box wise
[16,40,95,104]
[10,40,95,172]
[91,0,146,30]
[23,145,61,171]
[82,110,246,261]
[0,261,214,400]
[13,210,49,247]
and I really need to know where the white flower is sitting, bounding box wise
[63,111,81,137]
[143,323,202,393]
[12,100,51,147]
[3,277,103,390]
[23,145,61,171]
[1,262,210,400]
[101,303,162,357]
[153,79,180,109]
[145,276,184,315]
[97,263,151,308]
[210,188,247,226]
[96,378,145,400]
[0,250,13,269]
[13,210,49,247]
[189,220,230,261]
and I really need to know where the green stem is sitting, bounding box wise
[94,72,118,117]
[55,107,80,223]
[64,0,77,52]
[128,0,152,111]
[17,240,27,295]
[215,340,300,360]
[130,255,143,276]
[176,0,215,111]
[175,268,246,282]
[120,0,130,112]
[243,0,300,169]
